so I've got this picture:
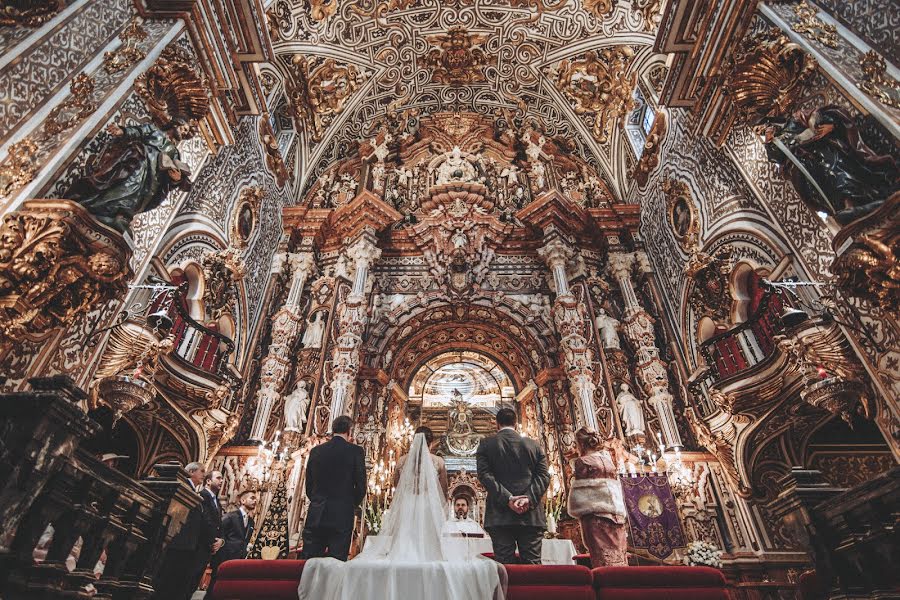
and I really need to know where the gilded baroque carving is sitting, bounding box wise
[423,26,490,85]
[858,50,900,110]
[288,56,364,142]
[552,47,637,143]
[629,110,665,187]
[201,246,247,319]
[662,178,699,250]
[723,30,817,126]
[631,0,662,31]
[0,200,132,355]
[583,0,614,19]
[135,44,211,134]
[231,187,264,248]
[0,140,39,201]
[790,1,839,48]
[103,18,149,74]
[0,0,62,26]
[43,74,97,137]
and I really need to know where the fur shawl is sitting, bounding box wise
[566,478,626,518]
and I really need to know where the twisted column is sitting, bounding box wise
[608,253,682,447]
[249,252,316,442]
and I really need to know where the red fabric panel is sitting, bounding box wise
[593,566,726,588]
[595,590,727,600]
[215,559,306,579]
[210,580,301,600]
[508,585,595,600]
[505,564,593,586]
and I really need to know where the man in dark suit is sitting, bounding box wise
[476,407,550,564]
[300,415,367,561]
[208,489,257,592]
[188,470,224,595]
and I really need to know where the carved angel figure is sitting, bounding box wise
[302,311,326,349]
[595,308,621,349]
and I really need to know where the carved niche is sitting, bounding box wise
[230,187,264,248]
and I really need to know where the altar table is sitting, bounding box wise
[363,536,577,565]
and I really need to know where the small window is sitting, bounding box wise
[641,107,655,135]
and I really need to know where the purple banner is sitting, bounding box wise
[621,474,685,559]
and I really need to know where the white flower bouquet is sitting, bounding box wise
[683,541,723,568]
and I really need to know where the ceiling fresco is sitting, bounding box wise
[263,0,665,199]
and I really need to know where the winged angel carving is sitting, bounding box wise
[92,321,175,388]
[423,27,490,85]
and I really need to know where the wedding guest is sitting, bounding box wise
[567,427,636,568]
[393,426,449,499]
[208,489,258,593]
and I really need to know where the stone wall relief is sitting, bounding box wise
[286,55,367,143]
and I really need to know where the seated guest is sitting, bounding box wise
[208,489,258,593]
[567,427,636,568]
[393,426,449,499]
[443,495,486,536]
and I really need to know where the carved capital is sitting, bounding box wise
[537,235,574,270]
[607,252,634,282]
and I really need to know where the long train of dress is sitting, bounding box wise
[298,434,505,600]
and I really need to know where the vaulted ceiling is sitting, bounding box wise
[260,0,667,201]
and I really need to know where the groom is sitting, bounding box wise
[301,415,367,561]
[476,408,550,564]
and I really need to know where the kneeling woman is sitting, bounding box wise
[567,427,636,568]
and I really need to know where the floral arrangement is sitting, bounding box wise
[683,541,723,568]
[544,468,565,537]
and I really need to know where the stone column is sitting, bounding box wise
[609,253,682,447]
[328,233,381,427]
[249,252,316,442]
[538,233,599,431]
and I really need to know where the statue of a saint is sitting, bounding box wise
[302,311,326,348]
[446,389,480,456]
[595,308,621,349]
[616,383,645,437]
[284,380,310,431]
[67,122,192,233]
[436,146,476,185]
[760,105,897,225]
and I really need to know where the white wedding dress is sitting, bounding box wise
[298,433,505,600]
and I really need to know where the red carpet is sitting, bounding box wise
[208,560,728,600]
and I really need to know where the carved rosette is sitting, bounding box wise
[0,200,132,354]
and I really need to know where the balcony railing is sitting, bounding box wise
[699,291,785,384]
[149,283,235,379]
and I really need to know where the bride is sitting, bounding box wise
[299,433,505,600]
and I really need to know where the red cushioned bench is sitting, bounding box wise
[208,559,728,600]
[593,566,728,600]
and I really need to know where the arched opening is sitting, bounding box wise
[730,262,770,325]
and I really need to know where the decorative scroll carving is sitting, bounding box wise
[830,195,899,311]
[552,47,637,143]
[723,30,817,126]
[0,140,38,201]
[201,246,247,319]
[287,56,365,142]
[791,1,839,48]
[135,44,211,134]
[43,74,97,137]
[0,0,62,26]
[103,18,149,74]
[0,200,131,356]
[583,0,614,19]
[423,27,490,85]
[631,0,662,31]
[859,50,900,110]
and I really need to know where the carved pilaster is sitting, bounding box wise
[249,252,317,442]
[328,234,381,426]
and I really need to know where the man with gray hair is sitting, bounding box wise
[152,461,215,600]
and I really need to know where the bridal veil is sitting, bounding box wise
[298,432,504,600]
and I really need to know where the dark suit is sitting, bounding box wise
[301,435,366,561]
[208,508,254,593]
[152,487,221,600]
[476,428,550,564]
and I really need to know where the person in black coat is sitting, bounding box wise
[208,489,258,592]
[152,462,216,600]
[476,408,550,564]
[300,415,367,561]
[187,470,224,595]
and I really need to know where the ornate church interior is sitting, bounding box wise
[0,0,897,598]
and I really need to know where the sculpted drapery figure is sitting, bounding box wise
[284,380,310,431]
[67,122,192,233]
[760,105,898,225]
[616,383,645,437]
[595,308,621,349]
[302,311,326,348]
